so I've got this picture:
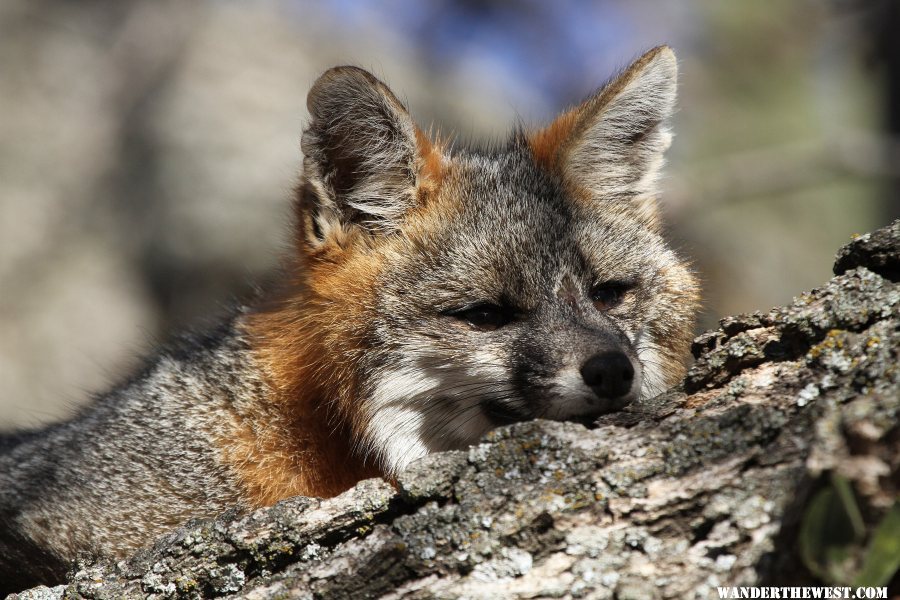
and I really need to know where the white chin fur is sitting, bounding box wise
[362,364,498,476]
[365,405,431,475]
[636,344,667,399]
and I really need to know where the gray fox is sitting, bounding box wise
[0,46,699,593]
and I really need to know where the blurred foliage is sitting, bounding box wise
[800,474,900,587]
[854,503,900,587]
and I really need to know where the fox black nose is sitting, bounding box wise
[580,352,634,399]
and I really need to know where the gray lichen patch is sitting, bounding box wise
[833,219,900,281]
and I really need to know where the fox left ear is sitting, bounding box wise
[299,66,441,243]
[528,46,678,229]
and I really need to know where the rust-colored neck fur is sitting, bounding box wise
[229,263,382,506]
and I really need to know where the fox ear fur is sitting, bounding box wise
[528,46,678,229]
[300,66,437,242]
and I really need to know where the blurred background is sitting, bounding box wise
[1,0,896,428]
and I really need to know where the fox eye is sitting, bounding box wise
[591,282,632,311]
[450,303,513,331]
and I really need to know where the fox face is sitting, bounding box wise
[250,47,699,478]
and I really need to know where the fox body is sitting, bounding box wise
[0,46,698,592]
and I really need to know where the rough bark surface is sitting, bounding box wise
[10,221,900,600]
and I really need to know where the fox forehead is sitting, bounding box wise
[375,147,669,306]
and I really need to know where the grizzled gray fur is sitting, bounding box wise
[0,323,261,593]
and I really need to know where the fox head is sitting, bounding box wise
[250,46,699,478]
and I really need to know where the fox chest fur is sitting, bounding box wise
[0,46,698,593]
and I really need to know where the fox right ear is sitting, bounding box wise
[299,66,438,244]
[528,46,678,229]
